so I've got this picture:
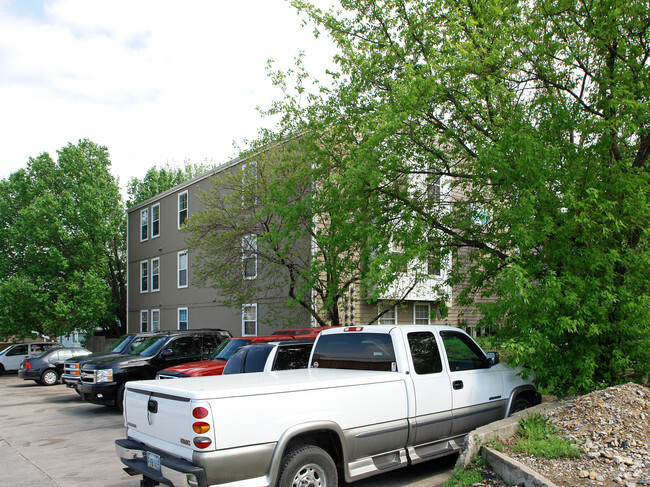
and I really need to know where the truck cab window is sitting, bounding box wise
[440,330,487,371]
[407,332,443,375]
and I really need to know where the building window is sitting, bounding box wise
[414,303,430,325]
[140,310,148,332]
[178,191,188,228]
[379,305,397,325]
[151,203,160,238]
[178,250,188,288]
[427,175,441,204]
[140,208,149,241]
[140,260,148,293]
[151,309,160,331]
[427,237,442,277]
[178,307,188,330]
[151,257,160,292]
[242,304,257,336]
[242,161,257,207]
[242,235,257,279]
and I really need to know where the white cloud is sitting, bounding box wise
[0,0,338,193]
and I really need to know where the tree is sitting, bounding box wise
[288,0,650,394]
[0,140,126,340]
[184,133,438,328]
[127,161,215,207]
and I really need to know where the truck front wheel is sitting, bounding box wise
[277,444,337,487]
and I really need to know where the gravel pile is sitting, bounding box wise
[503,383,650,487]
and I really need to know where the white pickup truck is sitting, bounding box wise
[116,325,540,487]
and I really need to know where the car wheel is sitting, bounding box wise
[41,369,59,386]
[509,396,533,415]
[276,444,337,487]
[0,364,4,374]
[116,383,126,412]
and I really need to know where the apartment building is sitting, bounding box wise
[127,152,485,337]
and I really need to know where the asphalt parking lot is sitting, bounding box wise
[0,373,455,487]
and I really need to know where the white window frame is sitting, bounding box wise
[414,303,430,325]
[178,307,188,330]
[151,203,160,238]
[140,310,149,332]
[140,260,148,293]
[378,305,397,325]
[140,208,149,242]
[178,250,188,288]
[151,309,160,331]
[151,257,160,292]
[178,191,188,229]
[242,234,257,280]
[242,303,257,336]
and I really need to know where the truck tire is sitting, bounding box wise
[41,369,59,386]
[116,383,126,412]
[277,444,337,487]
[509,396,533,415]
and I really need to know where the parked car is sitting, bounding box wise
[222,339,315,374]
[156,328,326,379]
[18,347,92,385]
[77,328,231,410]
[0,342,63,373]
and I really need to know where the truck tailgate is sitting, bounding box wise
[124,383,212,461]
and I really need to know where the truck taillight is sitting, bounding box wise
[193,437,212,449]
[192,422,210,434]
[344,327,364,332]
[192,407,209,419]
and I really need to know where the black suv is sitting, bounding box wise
[77,328,231,410]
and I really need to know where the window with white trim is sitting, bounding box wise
[414,303,430,325]
[140,310,148,332]
[241,161,257,207]
[140,208,149,241]
[242,304,257,336]
[242,235,257,279]
[178,191,188,228]
[140,260,148,293]
[379,305,397,325]
[178,307,188,330]
[151,309,161,331]
[151,203,160,238]
[178,250,188,288]
[151,257,160,292]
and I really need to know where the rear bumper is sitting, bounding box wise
[116,438,207,487]
[18,369,41,380]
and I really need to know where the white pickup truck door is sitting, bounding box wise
[439,330,507,437]
[403,331,454,463]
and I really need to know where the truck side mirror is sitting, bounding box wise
[161,348,173,358]
[486,352,499,367]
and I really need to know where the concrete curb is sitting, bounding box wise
[455,400,563,487]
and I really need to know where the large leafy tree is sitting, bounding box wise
[0,140,126,340]
[289,0,650,394]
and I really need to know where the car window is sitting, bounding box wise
[273,343,313,371]
[223,346,272,374]
[165,337,198,359]
[108,335,132,353]
[7,345,28,356]
[408,331,443,375]
[127,336,168,357]
[311,333,396,371]
[211,339,253,361]
[57,349,74,361]
[440,330,487,371]
[200,335,219,358]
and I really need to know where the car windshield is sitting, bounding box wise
[210,338,253,361]
[108,335,132,353]
[125,336,168,357]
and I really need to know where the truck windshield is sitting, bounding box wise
[210,339,253,361]
[107,334,132,354]
[126,336,168,357]
[311,333,397,371]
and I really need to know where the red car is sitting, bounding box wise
[155,327,330,379]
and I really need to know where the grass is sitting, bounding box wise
[509,413,581,459]
[440,455,488,487]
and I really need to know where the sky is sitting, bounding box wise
[0,0,338,194]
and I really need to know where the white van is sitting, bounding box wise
[0,342,63,372]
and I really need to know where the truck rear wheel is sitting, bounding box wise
[277,444,337,487]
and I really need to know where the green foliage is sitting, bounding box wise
[512,414,581,459]
[441,455,489,487]
[126,161,214,207]
[0,140,126,339]
[288,0,650,395]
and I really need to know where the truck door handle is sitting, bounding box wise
[148,399,158,413]
[453,380,464,390]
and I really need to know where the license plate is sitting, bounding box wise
[146,452,161,471]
